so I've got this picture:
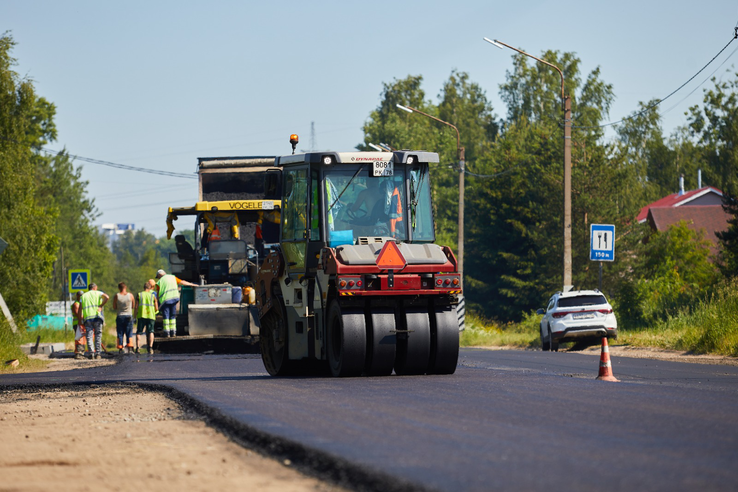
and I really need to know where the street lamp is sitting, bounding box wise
[484,37,573,292]
[396,104,466,286]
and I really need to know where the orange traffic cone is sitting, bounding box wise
[596,337,619,382]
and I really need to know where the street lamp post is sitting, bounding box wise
[484,37,573,292]
[396,104,465,286]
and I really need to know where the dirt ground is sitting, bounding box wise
[0,375,344,492]
[575,344,738,366]
[477,344,738,366]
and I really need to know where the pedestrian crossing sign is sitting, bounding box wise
[68,269,90,293]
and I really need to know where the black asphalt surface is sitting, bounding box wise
[2,348,738,491]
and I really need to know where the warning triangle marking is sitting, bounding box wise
[375,241,407,270]
[72,274,86,288]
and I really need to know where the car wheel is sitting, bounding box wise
[549,326,559,352]
[541,325,550,351]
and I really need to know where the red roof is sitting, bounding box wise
[646,205,730,257]
[636,186,723,223]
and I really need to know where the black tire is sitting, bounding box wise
[260,300,293,376]
[365,307,396,376]
[327,301,366,377]
[395,307,431,375]
[428,305,460,375]
[549,326,559,352]
[541,325,551,351]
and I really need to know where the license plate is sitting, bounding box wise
[373,160,393,176]
[573,313,595,320]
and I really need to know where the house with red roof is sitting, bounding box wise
[637,180,729,258]
[636,186,724,223]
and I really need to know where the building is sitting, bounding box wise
[636,186,723,224]
[637,176,728,258]
[100,223,135,248]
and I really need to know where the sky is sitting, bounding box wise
[4,1,738,238]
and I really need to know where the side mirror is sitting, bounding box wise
[536,308,545,315]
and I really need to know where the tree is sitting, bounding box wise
[112,229,169,292]
[0,34,59,320]
[616,221,718,327]
[361,72,498,250]
[688,72,738,193]
[35,149,115,300]
[464,50,618,320]
[716,183,738,277]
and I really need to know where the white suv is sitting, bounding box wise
[537,290,617,351]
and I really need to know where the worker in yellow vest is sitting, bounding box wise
[79,284,109,359]
[134,280,159,353]
[155,269,197,337]
[71,292,86,359]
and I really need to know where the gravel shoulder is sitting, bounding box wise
[0,364,345,492]
[475,344,738,366]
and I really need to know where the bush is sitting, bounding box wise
[618,278,738,356]
[615,221,718,329]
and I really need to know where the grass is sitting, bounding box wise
[461,312,540,349]
[617,281,738,357]
[1,311,120,372]
[461,279,738,357]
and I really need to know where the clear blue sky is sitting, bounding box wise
[4,1,738,237]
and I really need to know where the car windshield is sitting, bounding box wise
[323,163,434,245]
[558,295,608,308]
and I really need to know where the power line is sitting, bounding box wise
[40,148,198,179]
[660,44,738,117]
[464,163,525,179]
[573,30,738,130]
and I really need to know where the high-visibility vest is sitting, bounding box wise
[157,274,179,303]
[210,228,221,240]
[137,291,157,319]
[80,290,103,321]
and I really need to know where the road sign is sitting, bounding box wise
[590,224,615,261]
[0,236,7,256]
[69,269,91,292]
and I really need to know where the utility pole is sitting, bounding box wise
[458,147,465,282]
[563,95,572,291]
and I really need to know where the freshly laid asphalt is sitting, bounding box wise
[2,348,737,491]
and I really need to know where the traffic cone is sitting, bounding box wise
[596,337,619,382]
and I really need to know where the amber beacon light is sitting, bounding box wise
[290,134,299,154]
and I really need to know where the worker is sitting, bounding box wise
[113,282,135,354]
[349,178,384,222]
[388,185,403,237]
[79,284,109,359]
[71,292,85,359]
[134,280,159,354]
[155,269,197,338]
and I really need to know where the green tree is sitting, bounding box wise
[35,149,115,300]
[0,34,59,320]
[616,221,718,327]
[112,229,169,292]
[688,72,738,192]
[361,72,498,250]
[464,120,562,319]
[464,50,618,320]
[716,183,738,277]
